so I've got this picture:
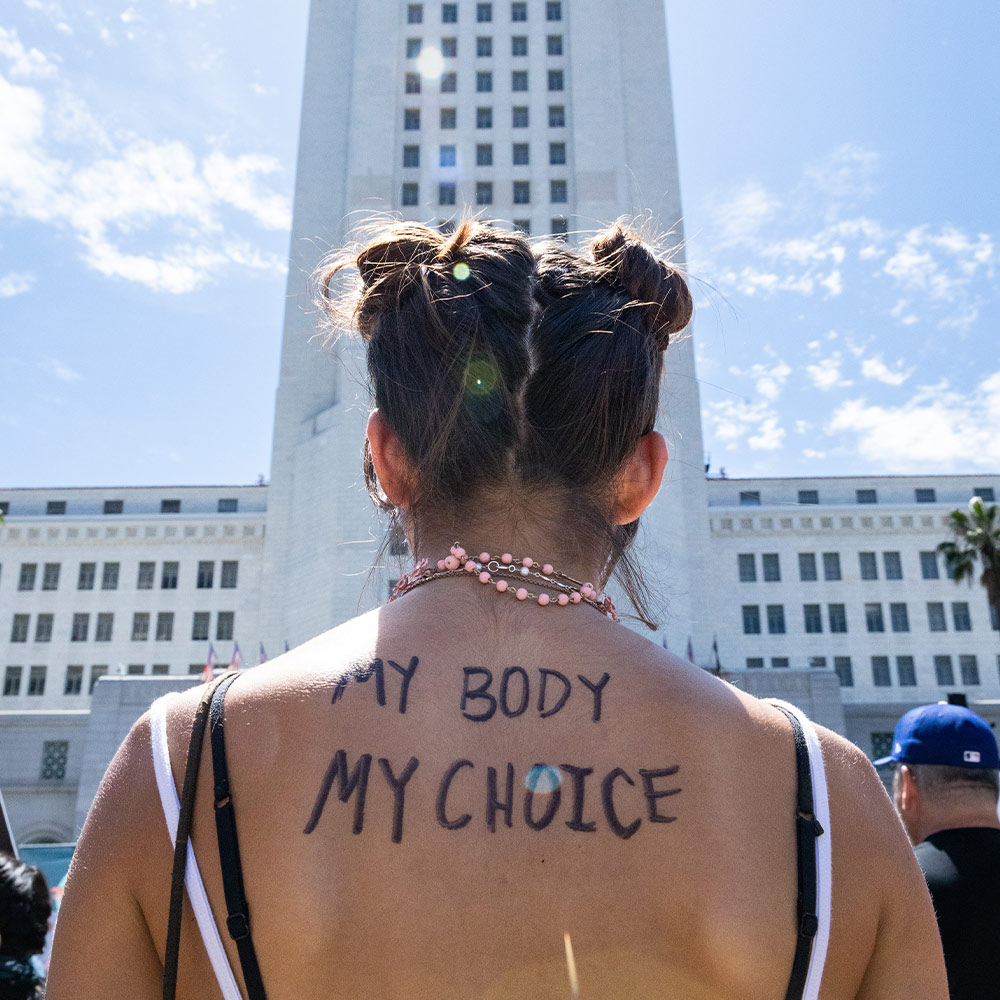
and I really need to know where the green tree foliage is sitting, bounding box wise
[938,496,1000,628]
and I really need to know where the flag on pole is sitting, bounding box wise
[230,642,242,671]
[686,637,695,663]
[201,643,217,683]
[283,640,290,654]
[661,635,668,650]
[258,642,268,665]
[712,635,722,672]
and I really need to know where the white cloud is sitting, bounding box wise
[0,26,59,78]
[728,360,792,400]
[827,371,1000,472]
[41,357,81,381]
[708,181,781,247]
[805,353,852,391]
[860,355,914,386]
[803,143,880,201]
[795,420,813,434]
[167,0,215,7]
[883,225,996,306]
[890,298,918,326]
[0,271,35,297]
[705,398,785,452]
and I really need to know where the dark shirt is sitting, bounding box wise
[915,826,1000,1000]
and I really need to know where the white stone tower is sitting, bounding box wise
[262,0,711,654]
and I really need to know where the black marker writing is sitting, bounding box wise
[499,666,530,718]
[303,750,372,835]
[387,657,419,713]
[577,671,611,722]
[560,763,597,833]
[332,657,419,714]
[524,765,562,831]
[601,767,642,840]
[538,669,571,718]
[461,667,496,721]
[486,763,515,832]
[436,759,474,830]
[378,756,419,845]
[639,766,681,823]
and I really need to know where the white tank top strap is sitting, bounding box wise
[765,698,833,1000]
[149,694,243,1000]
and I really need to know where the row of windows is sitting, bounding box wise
[744,654,992,689]
[737,550,947,583]
[403,141,565,167]
[406,66,565,92]
[737,487,994,507]
[404,104,564,130]
[0,498,241,517]
[9,610,236,644]
[3,661,235,699]
[740,601,995,635]
[407,33,562,67]
[403,178,567,206]
[11,559,238,592]
[407,3,563,25]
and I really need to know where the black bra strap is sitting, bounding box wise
[771,703,824,1000]
[210,672,269,1000]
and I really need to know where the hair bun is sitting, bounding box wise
[590,224,692,350]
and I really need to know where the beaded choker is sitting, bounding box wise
[389,543,620,622]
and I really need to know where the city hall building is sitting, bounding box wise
[2,0,997,845]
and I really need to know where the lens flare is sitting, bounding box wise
[452,261,471,281]
[563,932,580,997]
[417,46,445,79]
[525,764,562,794]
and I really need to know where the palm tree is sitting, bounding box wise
[938,496,1000,633]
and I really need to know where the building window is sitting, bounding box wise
[404,108,420,130]
[64,665,83,695]
[78,562,97,591]
[859,552,878,580]
[828,603,847,633]
[508,70,527,92]
[871,732,893,761]
[476,71,493,94]
[834,656,853,687]
[442,37,457,57]
[439,182,456,205]
[216,612,235,641]
[477,3,491,21]
[128,664,145,676]
[739,491,760,506]
[513,219,530,235]
[161,561,179,589]
[872,656,891,687]
[156,612,174,642]
[865,603,885,633]
[742,605,761,635]
[152,664,169,676]
[803,604,822,634]
[189,664,204,675]
[798,490,819,505]
[991,605,999,631]
[34,614,53,643]
[513,105,529,128]
[18,563,37,591]
[3,667,21,697]
[547,33,562,55]
[952,602,972,631]
[550,179,567,203]
[919,551,939,579]
[405,72,421,94]
[40,739,67,779]
[550,217,568,238]
[808,656,827,669]
[132,612,150,642]
[511,1,527,21]
[192,612,211,642]
[927,602,947,632]
[915,488,936,503]
[762,553,780,582]
[28,666,46,697]
[406,37,422,58]
[403,145,420,168]
[401,183,419,206]
[441,71,457,92]
[512,35,527,56]
[137,561,155,589]
[746,658,764,669]
[101,562,119,590]
[934,655,955,686]
[442,2,457,22]
[897,656,917,687]
[737,553,756,582]
[46,500,66,515]
[89,665,107,693]
[798,553,817,582]
[217,498,238,513]
[889,603,909,633]
[822,552,841,581]
[160,499,181,514]
[440,107,456,128]
[766,605,786,635]
[440,144,457,167]
[0,501,7,516]
[549,141,566,165]
[95,612,114,642]
[476,181,493,205]
[476,143,493,165]
[974,487,995,502]
[407,3,423,23]
[855,489,877,504]
[548,105,565,127]
[477,36,492,56]
[512,142,530,165]
[883,551,902,580]
[513,180,531,204]
[771,658,790,669]
[547,69,564,90]
[959,654,980,685]
[71,612,90,642]
[546,0,561,19]
[10,615,29,643]
[476,106,493,128]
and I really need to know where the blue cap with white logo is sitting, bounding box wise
[873,703,1000,769]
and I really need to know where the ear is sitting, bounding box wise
[366,410,415,508]
[897,765,918,814]
[612,431,668,525]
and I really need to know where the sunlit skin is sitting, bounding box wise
[46,418,948,999]
[892,765,1000,845]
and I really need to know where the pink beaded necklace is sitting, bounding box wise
[389,543,620,622]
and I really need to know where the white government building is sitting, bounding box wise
[2,0,998,846]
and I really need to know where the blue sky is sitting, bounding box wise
[1,0,997,487]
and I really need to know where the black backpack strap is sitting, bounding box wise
[210,672,269,1000]
[771,703,824,1000]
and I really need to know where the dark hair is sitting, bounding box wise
[0,854,50,957]
[317,219,691,625]
[906,763,1000,800]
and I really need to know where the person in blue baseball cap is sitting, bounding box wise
[877,702,1000,1000]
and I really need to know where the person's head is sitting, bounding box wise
[318,219,692,625]
[0,854,50,958]
[874,704,1000,844]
